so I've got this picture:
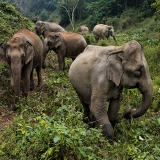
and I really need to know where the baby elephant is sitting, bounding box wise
[79,25,89,34]
[4,29,43,110]
[43,31,87,70]
[69,40,153,139]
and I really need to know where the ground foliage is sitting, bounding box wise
[0,1,160,160]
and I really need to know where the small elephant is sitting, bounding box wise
[69,40,153,139]
[5,29,43,110]
[79,25,89,34]
[34,20,65,38]
[43,31,87,70]
[93,24,117,43]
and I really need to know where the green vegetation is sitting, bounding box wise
[0,1,33,42]
[0,1,160,160]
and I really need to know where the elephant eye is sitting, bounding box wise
[47,41,52,47]
[134,68,142,77]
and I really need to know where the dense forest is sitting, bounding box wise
[0,0,160,159]
[3,0,156,28]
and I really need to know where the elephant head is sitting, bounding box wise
[34,21,48,37]
[5,34,35,103]
[107,26,117,44]
[107,40,153,118]
[34,20,43,35]
[42,32,62,68]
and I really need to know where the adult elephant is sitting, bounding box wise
[43,31,87,70]
[69,40,153,139]
[79,25,89,34]
[34,20,65,38]
[93,24,117,43]
[5,29,43,110]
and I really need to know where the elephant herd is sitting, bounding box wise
[0,21,153,140]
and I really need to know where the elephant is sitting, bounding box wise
[68,40,153,139]
[79,25,89,34]
[43,31,87,70]
[34,20,65,38]
[93,24,117,43]
[5,28,43,110]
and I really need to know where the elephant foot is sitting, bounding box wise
[102,124,115,140]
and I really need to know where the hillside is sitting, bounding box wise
[0,1,160,160]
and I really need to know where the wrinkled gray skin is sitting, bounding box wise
[93,24,117,43]
[69,40,153,139]
[43,31,87,70]
[34,20,65,38]
[79,25,89,34]
[5,29,43,110]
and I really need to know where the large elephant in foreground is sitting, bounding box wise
[34,20,65,38]
[4,29,43,110]
[43,31,87,70]
[69,40,153,139]
[93,24,117,43]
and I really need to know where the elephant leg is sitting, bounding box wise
[10,74,14,90]
[58,54,65,70]
[30,69,34,91]
[21,69,30,96]
[36,65,43,88]
[90,94,114,139]
[108,97,121,128]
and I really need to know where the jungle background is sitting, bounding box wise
[0,0,160,159]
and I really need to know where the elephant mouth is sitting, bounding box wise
[121,78,139,89]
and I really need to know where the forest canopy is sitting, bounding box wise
[3,0,156,29]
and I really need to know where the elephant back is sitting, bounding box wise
[46,22,65,32]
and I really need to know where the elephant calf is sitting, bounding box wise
[79,25,89,34]
[69,40,153,139]
[4,29,43,110]
[43,31,87,70]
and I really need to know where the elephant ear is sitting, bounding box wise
[106,50,123,86]
[25,41,35,64]
[40,23,47,34]
[54,34,62,48]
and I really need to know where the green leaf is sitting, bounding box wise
[54,136,61,143]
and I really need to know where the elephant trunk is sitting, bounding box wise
[124,79,153,119]
[112,34,117,44]
[42,41,49,69]
[11,64,21,104]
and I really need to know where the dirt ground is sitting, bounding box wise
[0,105,15,135]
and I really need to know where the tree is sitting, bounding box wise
[57,0,80,30]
